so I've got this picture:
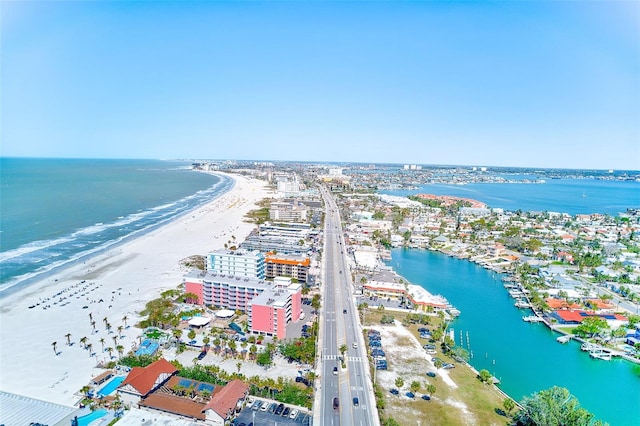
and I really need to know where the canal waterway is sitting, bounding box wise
[388,248,640,425]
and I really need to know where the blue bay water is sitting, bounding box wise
[388,248,640,425]
[0,158,231,295]
[380,178,640,216]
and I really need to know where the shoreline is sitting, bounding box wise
[0,172,270,406]
[0,172,233,299]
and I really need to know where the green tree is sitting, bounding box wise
[503,397,516,415]
[515,386,605,426]
[478,369,492,383]
[410,380,421,393]
[394,377,404,388]
[187,329,196,340]
[425,384,436,397]
[573,316,609,338]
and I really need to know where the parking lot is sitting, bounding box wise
[233,399,312,426]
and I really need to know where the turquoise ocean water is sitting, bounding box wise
[0,158,230,295]
[382,178,640,424]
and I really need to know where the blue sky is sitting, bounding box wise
[2,1,639,170]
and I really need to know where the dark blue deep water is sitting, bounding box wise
[381,178,639,216]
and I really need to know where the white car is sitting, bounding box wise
[289,409,299,419]
[260,401,270,411]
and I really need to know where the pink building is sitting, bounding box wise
[183,272,302,339]
[248,278,302,340]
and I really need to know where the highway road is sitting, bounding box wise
[314,187,379,426]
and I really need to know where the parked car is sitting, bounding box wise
[390,388,399,395]
[422,394,431,401]
[443,363,455,369]
[282,407,290,417]
[406,392,415,399]
[251,401,261,410]
[289,409,299,419]
[275,403,285,415]
[427,371,436,378]
[260,401,269,411]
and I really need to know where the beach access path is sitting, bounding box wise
[0,173,270,406]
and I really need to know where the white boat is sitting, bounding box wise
[523,316,544,323]
[589,349,612,361]
[557,335,571,343]
[581,342,597,352]
[514,300,531,308]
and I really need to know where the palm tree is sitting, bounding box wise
[106,347,114,359]
[116,345,124,358]
[52,341,58,355]
[99,337,106,352]
[122,315,128,328]
[65,333,72,346]
[91,320,96,333]
[80,336,88,349]
[117,325,124,338]
[87,343,93,356]
[103,317,108,326]
[89,312,93,321]
[112,336,118,347]
[236,362,242,374]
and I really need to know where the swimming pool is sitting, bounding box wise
[97,375,125,396]
[135,339,159,356]
[76,408,108,426]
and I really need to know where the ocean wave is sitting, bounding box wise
[0,236,75,263]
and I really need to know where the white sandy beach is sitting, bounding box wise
[0,173,270,406]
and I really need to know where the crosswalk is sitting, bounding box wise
[322,355,365,362]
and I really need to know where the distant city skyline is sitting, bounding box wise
[2,1,639,170]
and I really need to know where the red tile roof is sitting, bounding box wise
[120,358,177,396]
[139,393,206,420]
[555,310,585,322]
[203,379,249,418]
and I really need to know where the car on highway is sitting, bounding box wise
[352,342,358,349]
[333,397,339,409]
[353,397,359,407]
[343,309,347,314]
[333,366,338,375]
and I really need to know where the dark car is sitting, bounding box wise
[282,407,290,417]
[406,392,415,399]
[343,309,347,314]
[427,371,436,378]
[353,397,359,407]
[333,397,339,409]
[275,403,285,415]
[422,395,431,401]
[390,388,399,395]
[333,366,338,375]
